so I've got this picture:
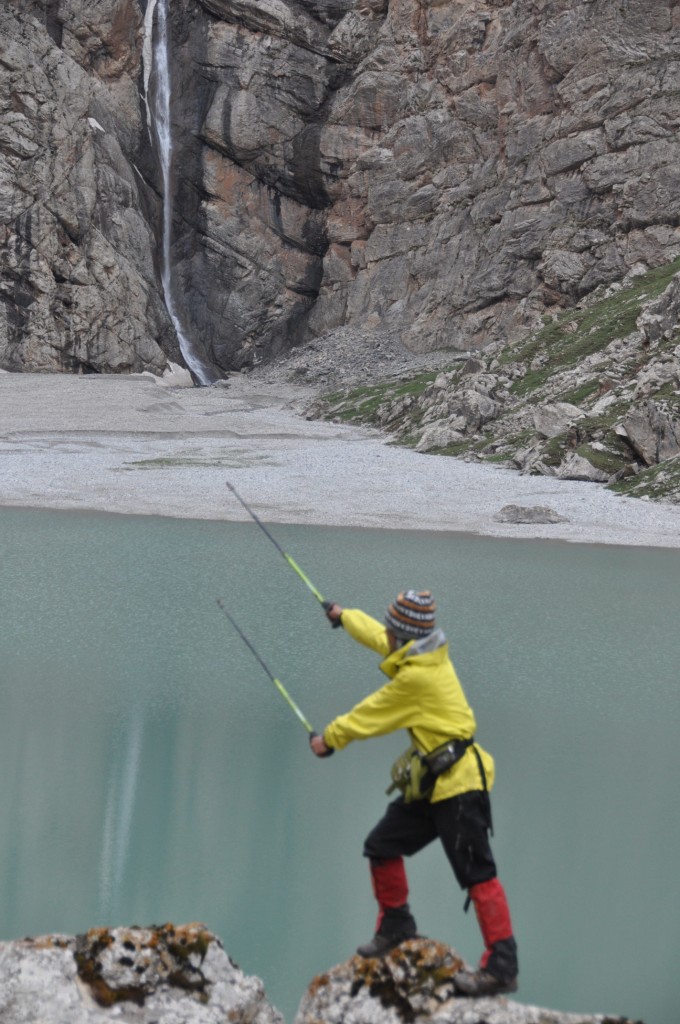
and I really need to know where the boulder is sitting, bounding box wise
[448,389,502,432]
[0,925,283,1024]
[416,422,465,452]
[616,401,680,465]
[511,443,556,477]
[295,938,639,1024]
[632,357,680,399]
[637,270,680,347]
[0,929,643,1024]
[494,505,570,525]
[555,453,610,483]
[533,403,585,439]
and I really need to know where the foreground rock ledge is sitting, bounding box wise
[0,924,282,1024]
[0,929,640,1024]
[295,939,642,1024]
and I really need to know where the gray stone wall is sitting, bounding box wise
[0,0,178,373]
[169,0,680,370]
[2,0,680,375]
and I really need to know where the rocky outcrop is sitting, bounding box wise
[0,1,186,374]
[0,924,283,1023]
[295,939,640,1024]
[0,930,641,1024]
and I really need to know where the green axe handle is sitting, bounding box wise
[216,599,333,755]
[226,482,341,627]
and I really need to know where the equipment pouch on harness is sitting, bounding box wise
[386,737,474,804]
[386,745,433,803]
[423,736,474,777]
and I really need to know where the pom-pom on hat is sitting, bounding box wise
[385,590,436,639]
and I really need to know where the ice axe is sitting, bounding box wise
[216,599,333,754]
[226,482,341,626]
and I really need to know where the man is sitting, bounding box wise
[310,590,518,997]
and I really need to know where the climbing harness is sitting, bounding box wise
[386,737,475,803]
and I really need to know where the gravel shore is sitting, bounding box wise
[1,370,680,547]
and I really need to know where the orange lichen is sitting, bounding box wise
[307,973,331,997]
[74,924,215,1008]
[337,939,464,1022]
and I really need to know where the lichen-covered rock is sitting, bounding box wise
[294,939,641,1024]
[0,925,283,1024]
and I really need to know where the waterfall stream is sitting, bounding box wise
[144,0,213,386]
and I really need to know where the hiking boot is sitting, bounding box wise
[356,903,417,958]
[453,968,518,997]
[356,932,404,958]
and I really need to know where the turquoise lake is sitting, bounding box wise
[0,507,678,1023]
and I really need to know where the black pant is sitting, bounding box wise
[363,790,497,890]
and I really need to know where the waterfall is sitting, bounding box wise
[144,0,213,386]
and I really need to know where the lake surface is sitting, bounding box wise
[0,507,678,1024]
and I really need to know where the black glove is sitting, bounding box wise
[310,731,334,757]
[322,600,342,629]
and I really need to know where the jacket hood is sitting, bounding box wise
[381,628,448,676]
[410,628,447,655]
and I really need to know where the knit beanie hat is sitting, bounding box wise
[385,590,436,640]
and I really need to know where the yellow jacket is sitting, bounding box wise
[323,609,495,802]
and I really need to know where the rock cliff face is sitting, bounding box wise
[2,0,680,376]
[0,0,181,374]
[156,0,680,369]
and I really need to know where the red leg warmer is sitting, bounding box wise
[370,857,409,931]
[468,878,514,968]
